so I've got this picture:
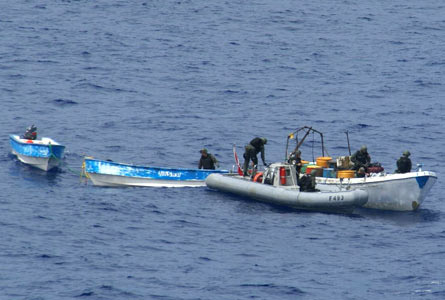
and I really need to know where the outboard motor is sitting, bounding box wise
[23,125,37,140]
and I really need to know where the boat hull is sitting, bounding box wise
[9,135,65,171]
[206,173,368,213]
[315,171,437,211]
[84,158,228,187]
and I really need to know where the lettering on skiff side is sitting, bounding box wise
[158,171,181,178]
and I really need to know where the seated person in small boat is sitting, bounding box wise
[395,150,412,173]
[356,167,366,178]
[298,170,319,192]
[22,125,37,140]
[351,145,371,171]
[243,137,268,176]
[288,149,303,175]
[198,148,219,170]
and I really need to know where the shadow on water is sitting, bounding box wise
[8,154,62,186]
[204,189,357,216]
[205,188,442,222]
[353,207,441,226]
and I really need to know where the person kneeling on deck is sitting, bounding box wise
[351,145,371,171]
[395,151,412,173]
[198,148,218,170]
[243,137,268,176]
[298,169,319,192]
[23,125,37,140]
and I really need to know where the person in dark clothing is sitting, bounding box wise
[351,145,371,171]
[298,169,319,192]
[198,148,218,170]
[23,125,37,140]
[395,151,412,173]
[243,137,268,176]
[288,150,303,174]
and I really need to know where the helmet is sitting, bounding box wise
[199,148,208,154]
[261,138,267,144]
[403,150,410,157]
[360,145,367,152]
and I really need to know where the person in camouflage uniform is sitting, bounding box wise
[351,145,371,171]
[395,151,412,173]
[198,148,218,170]
[243,137,268,176]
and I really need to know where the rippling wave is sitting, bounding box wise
[0,0,444,299]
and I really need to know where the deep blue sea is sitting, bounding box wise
[1,1,445,299]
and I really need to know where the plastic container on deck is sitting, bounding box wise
[323,168,336,178]
[316,157,332,168]
[306,165,323,177]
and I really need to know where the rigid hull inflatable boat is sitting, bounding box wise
[206,163,368,213]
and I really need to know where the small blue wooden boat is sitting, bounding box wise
[9,134,65,171]
[83,158,229,187]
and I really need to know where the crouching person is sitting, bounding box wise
[298,170,319,192]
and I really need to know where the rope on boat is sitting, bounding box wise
[48,143,89,180]
[81,158,90,181]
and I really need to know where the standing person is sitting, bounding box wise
[198,148,218,170]
[396,151,412,173]
[288,149,303,176]
[351,145,371,171]
[243,137,268,176]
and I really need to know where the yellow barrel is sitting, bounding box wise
[301,160,310,165]
[316,156,332,168]
[337,170,355,178]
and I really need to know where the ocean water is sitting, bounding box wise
[1,0,445,299]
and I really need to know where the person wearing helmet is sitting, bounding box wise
[23,125,37,140]
[242,137,268,176]
[288,149,303,175]
[395,151,412,173]
[198,148,219,170]
[351,145,371,171]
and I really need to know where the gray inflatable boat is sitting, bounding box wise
[206,163,368,213]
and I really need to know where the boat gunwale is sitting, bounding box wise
[84,158,229,174]
[9,134,65,148]
[316,171,437,186]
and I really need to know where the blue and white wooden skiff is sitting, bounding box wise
[83,158,229,187]
[9,134,65,171]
